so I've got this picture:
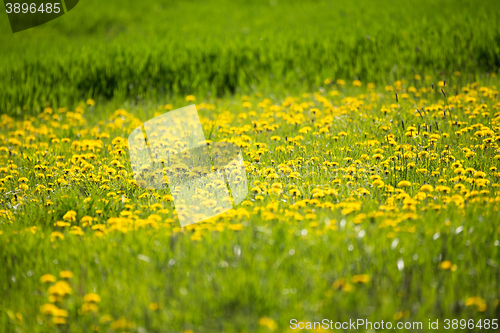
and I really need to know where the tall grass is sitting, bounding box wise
[1,0,499,116]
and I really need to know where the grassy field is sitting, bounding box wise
[1,0,500,115]
[1,0,500,332]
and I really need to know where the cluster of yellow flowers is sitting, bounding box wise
[1,81,499,220]
[38,271,133,328]
[1,79,500,235]
[39,271,73,325]
[1,78,499,329]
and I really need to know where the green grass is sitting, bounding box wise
[1,0,500,115]
[1,76,500,331]
[1,1,500,332]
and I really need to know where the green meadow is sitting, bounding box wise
[1,0,499,114]
[1,0,500,332]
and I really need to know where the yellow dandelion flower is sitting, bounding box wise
[397,180,411,188]
[59,271,73,279]
[228,223,243,231]
[40,303,59,315]
[52,316,67,325]
[259,317,278,331]
[50,231,65,242]
[352,274,370,283]
[48,281,72,296]
[439,261,452,270]
[40,274,56,283]
[62,210,77,222]
[81,302,99,313]
[420,184,433,192]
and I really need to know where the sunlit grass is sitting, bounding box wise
[1,75,500,331]
[1,0,499,115]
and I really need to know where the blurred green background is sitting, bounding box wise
[1,0,499,115]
